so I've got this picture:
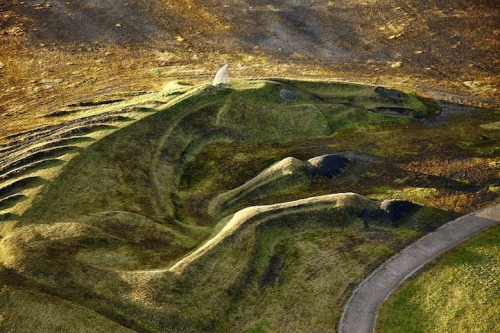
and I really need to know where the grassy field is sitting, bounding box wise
[0,79,498,332]
[377,225,500,333]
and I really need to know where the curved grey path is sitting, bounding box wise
[338,204,500,333]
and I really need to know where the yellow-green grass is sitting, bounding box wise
[19,79,426,225]
[1,192,421,332]
[0,283,133,333]
[217,226,420,333]
[0,78,496,332]
[0,82,195,220]
[377,225,500,333]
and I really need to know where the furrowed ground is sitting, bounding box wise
[1,0,498,142]
[0,79,498,332]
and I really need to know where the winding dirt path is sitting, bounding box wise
[338,204,500,333]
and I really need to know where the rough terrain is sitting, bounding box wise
[1,0,498,142]
[0,78,498,332]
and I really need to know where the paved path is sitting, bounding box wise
[338,204,500,333]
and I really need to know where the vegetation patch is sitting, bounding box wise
[0,146,82,175]
[0,177,47,200]
[0,194,27,211]
[0,159,65,183]
[0,79,496,332]
[377,226,500,333]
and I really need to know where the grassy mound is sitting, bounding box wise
[17,79,429,225]
[0,78,497,332]
[208,157,312,217]
[0,192,418,333]
[172,193,375,273]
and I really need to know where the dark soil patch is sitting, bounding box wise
[260,254,285,288]
[19,0,166,44]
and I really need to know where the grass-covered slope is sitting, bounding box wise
[16,79,430,225]
[0,79,498,332]
[377,225,500,333]
[0,192,420,333]
[208,156,312,217]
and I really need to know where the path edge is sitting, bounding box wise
[337,204,500,333]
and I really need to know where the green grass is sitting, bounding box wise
[20,79,428,225]
[0,284,133,333]
[0,78,496,332]
[0,194,28,211]
[377,226,500,333]
[215,224,415,333]
[214,80,421,143]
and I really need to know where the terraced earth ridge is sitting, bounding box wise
[0,79,498,332]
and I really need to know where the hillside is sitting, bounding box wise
[1,0,498,141]
[0,1,498,332]
[0,79,498,332]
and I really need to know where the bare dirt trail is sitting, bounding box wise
[338,203,500,333]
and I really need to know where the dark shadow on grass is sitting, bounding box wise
[0,159,65,182]
[58,124,118,139]
[1,137,94,166]
[0,146,83,175]
[0,177,47,200]
[396,168,482,192]
[43,110,81,118]
[0,212,19,222]
[0,194,28,211]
